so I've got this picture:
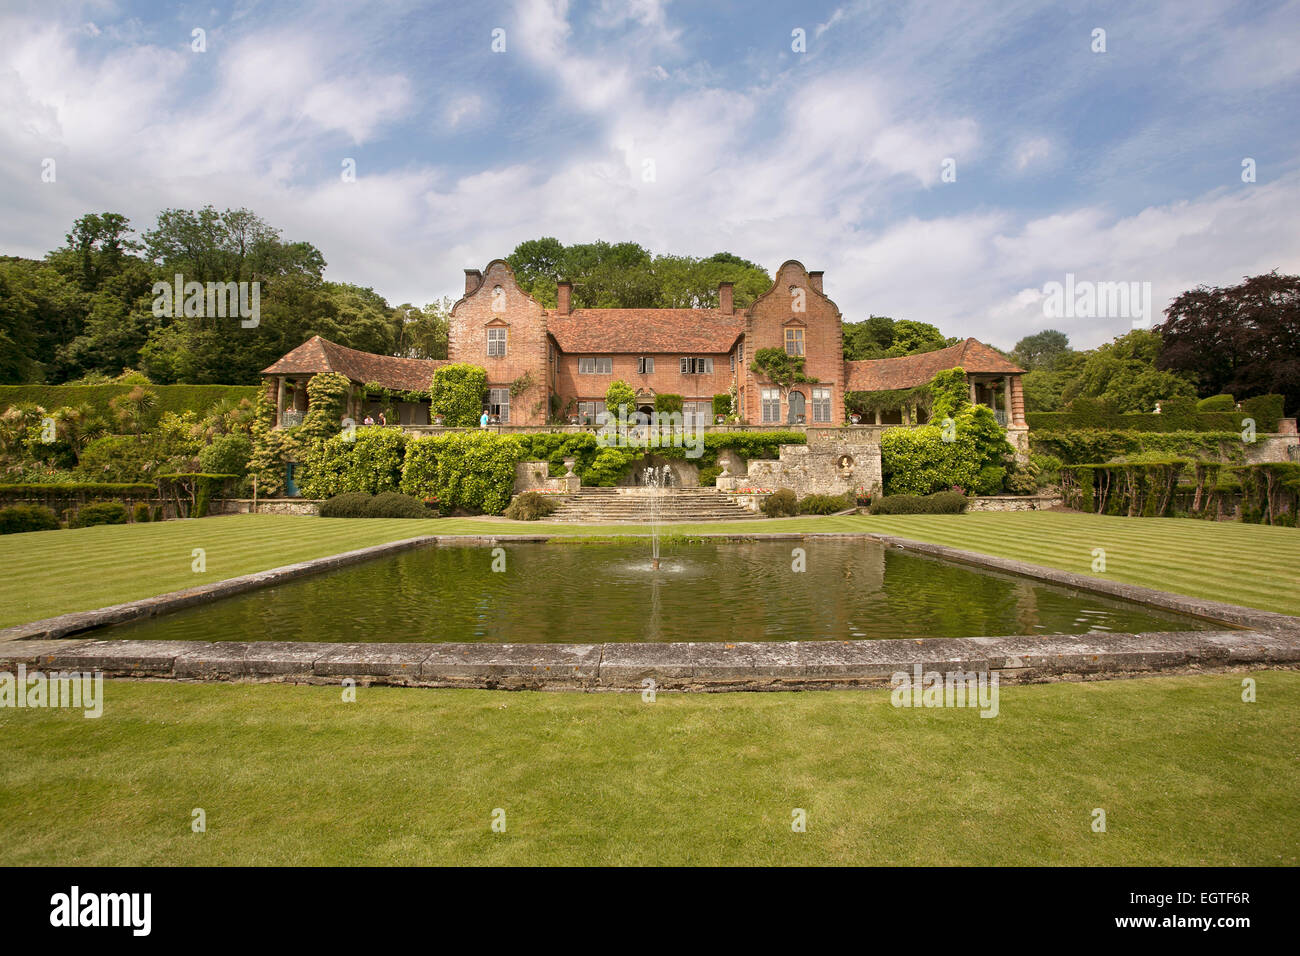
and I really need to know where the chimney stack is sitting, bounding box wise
[808,271,824,294]
[718,281,734,315]
[557,280,572,315]
[464,269,483,296]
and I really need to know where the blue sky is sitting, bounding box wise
[2,0,1298,349]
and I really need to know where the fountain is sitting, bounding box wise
[645,461,669,569]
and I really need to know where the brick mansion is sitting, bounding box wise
[263,258,1027,434]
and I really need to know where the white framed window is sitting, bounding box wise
[784,327,804,357]
[761,388,781,423]
[638,356,654,374]
[680,357,714,374]
[579,357,612,374]
[577,400,606,424]
[812,387,831,423]
[730,351,735,371]
[488,388,510,423]
[487,327,507,357]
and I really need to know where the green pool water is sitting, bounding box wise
[93,539,1221,644]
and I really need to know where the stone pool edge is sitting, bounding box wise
[2,530,1298,691]
[2,630,1298,691]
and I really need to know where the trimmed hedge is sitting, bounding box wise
[504,491,561,521]
[318,491,429,518]
[71,501,128,527]
[761,488,798,517]
[318,491,374,518]
[797,492,854,514]
[1027,394,1285,434]
[0,384,259,419]
[0,504,60,534]
[869,491,969,515]
[365,491,428,518]
[0,482,154,500]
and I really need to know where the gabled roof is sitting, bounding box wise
[261,336,448,391]
[844,338,1023,392]
[546,309,744,354]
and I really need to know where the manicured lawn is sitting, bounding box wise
[1,673,1294,865]
[2,510,1298,626]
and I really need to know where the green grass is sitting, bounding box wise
[1,674,1295,865]
[2,510,1298,626]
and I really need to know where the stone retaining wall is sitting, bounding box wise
[214,498,322,516]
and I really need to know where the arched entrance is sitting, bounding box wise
[787,389,806,424]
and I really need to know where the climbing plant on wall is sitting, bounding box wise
[430,364,487,426]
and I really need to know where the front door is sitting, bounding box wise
[787,390,806,424]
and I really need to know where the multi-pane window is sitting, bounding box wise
[730,351,735,371]
[488,388,510,423]
[487,327,507,357]
[683,402,711,426]
[761,388,781,423]
[577,400,606,424]
[679,357,714,374]
[638,356,654,374]
[784,327,804,357]
[579,357,613,374]
[812,387,832,423]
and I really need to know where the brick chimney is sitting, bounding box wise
[718,281,734,315]
[557,280,572,315]
[464,269,482,295]
[809,271,824,294]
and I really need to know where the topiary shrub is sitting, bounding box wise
[1197,394,1236,412]
[318,491,374,518]
[132,502,151,523]
[0,504,60,534]
[869,491,969,515]
[364,491,428,518]
[72,501,128,527]
[797,492,854,514]
[761,487,799,517]
[504,491,560,521]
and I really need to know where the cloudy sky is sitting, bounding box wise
[2,0,1298,349]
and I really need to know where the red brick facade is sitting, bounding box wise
[264,258,1025,428]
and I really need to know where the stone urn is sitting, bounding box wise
[563,457,577,478]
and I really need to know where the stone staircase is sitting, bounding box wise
[545,487,761,523]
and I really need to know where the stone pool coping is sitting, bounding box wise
[2,531,1298,691]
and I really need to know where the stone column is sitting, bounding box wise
[276,376,286,427]
[874,408,882,425]
[969,380,977,405]
[1003,377,1012,417]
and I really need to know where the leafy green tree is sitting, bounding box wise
[1063,330,1196,412]
[1011,329,1071,370]
[605,380,636,419]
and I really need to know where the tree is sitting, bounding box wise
[604,380,636,420]
[1062,330,1196,412]
[1157,271,1300,415]
[842,316,896,359]
[1012,329,1071,370]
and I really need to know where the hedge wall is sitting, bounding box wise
[0,384,261,418]
[301,430,808,513]
[1026,394,1285,434]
